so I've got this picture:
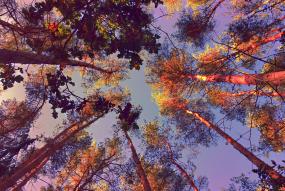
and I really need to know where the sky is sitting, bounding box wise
[3,0,285,190]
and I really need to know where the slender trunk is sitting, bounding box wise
[188,71,285,86]
[165,142,198,191]
[172,160,199,191]
[0,49,113,74]
[185,109,285,185]
[123,130,152,191]
[206,0,226,21]
[0,115,103,190]
[225,90,285,97]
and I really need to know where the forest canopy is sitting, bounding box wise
[0,0,284,190]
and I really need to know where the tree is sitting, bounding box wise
[120,159,188,191]
[0,0,162,118]
[146,1,285,187]
[148,82,285,186]
[1,0,285,190]
[0,96,113,190]
[0,0,162,188]
[53,137,122,190]
[142,120,201,191]
[116,103,152,191]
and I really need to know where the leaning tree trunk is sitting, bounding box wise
[224,90,285,97]
[123,130,152,191]
[187,71,285,86]
[165,141,198,191]
[0,115,103,190]
[185,109,285,185]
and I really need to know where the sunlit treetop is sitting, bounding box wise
[162,0,210,13]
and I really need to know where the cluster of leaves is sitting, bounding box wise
[117,103,141,131]
[45,68,115,118]
[46,70,78,118]
[0,65,24,90]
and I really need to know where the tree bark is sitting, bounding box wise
[123,130,152,191]
[188,71,285,86]
[224,90,285,97]
[0,115,103,190]
[185,109,285,185]
[165,141,198,191]
[0,49,114,74]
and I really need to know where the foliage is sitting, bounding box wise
[1,0,285,190]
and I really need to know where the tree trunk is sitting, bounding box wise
[220,90,285,97]
[188,71,285,86]
[165,142,198,191]
[172,160,199,191]
[185,109,285,185]
[123,130,152,191]
[0,49,113,74]
[0,115,103,190]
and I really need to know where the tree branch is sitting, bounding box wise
[0,49,115,74]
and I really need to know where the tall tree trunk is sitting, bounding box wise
[188,71,285,86]
[185,109,285,185]
[165,141,198,191]
[123,130,152,191]
[0,115,103,190]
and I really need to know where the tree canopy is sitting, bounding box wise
[0,0,284,190]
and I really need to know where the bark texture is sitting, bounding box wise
[188,71,285,85]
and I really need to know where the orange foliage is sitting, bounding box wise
[47,22,59,32]
[148,51,189,97]
[56,138,120,190]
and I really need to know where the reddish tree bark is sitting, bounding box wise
[225,90,285,97]
[123,130,152,191]
[185,109,285,185]
[188,71,285,86]
[0,115,103,190]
